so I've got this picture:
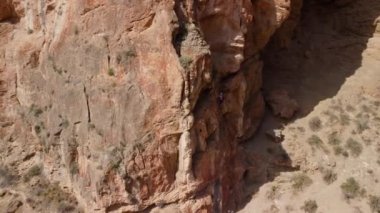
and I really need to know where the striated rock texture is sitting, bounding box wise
[0,0,298,212]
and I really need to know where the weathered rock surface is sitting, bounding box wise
[0,0,298,212]
[266,89,299,119]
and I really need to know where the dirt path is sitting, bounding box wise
[239,0,380,212]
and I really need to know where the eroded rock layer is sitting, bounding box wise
[0,0,299,212]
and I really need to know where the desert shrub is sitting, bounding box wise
[124,48,137,58]
[24,165,42,182]
[334,146,343,155]
[74,26,79,35]
[323,110,339,124]
[308,117,322,131]
[69,164,79,175]
[346,138,363,157]
[291,173,313,192]
[297,126,306,132]
[307,135,329,154]
[346,104,356,112]
[361,105,372,113]
[35,125,42,134]
[0,166,18,187]
[108,68,115,76]
[301,200,318,213]
[339,113,350,125]
[369,195,380,213]
[328,132,342,146]
[341,177,361,199]
[58,201,76,212]
[116,48,137,64]
[330,101,344,112]
[179,56,193,69]
[355,117,369,133]
[59,119,69,129]
[32,180,78,210]
[266,185,279,200]
[30,105,43,117]
[322,169,337,184]
[333,146,349,157]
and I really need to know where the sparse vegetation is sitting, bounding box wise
[74,26,79,35]
[59,119,69,129]
[58,201,76,212]
[179,55,193,69]
[24,165,42,182]
[0,166,18,187]
[125,48,137,58]
[355,117,370,133]
[369,195,380,213]
[266,185,280,200]
[361,104,372,113]
[341,177,361,199]
[339,113,350,125]
[333,146,349,157]
[346,104,356,112]
[297,126,306,132]
[308,117,322,131]
[108,68,115,76]
[346,138,363,157]
[301,200,318,213]
[35,125,42,134]
[323,110,339,124]
[334,146,343,155]
[328,132,342,146]
[31,180,79,210]
[69,164,79,175]
[331,104,344,113]
[30,104,44,117]
[116,48,137,64]
[291,173,313,192]
[307,135,329,154]
[322,169,337,184]
[108,147,123,170]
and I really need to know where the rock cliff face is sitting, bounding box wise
[0,0,299,212]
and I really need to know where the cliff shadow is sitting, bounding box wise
[237,0,380,211]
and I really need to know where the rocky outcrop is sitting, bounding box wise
[0,0,298,212]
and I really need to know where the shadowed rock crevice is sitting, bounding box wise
[0,0,19,23]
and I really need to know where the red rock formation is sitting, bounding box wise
[0,0,300,212]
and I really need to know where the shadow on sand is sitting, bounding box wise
[237,0,380,211]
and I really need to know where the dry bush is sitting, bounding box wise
[291,173,313,192]
[328,132,342,146]
[346,138,363,157]
[322,169,337,184]
[24,165,42,182]
[308,135,329,154]
[369,195,380,213]
[301,200,318,213]
[340,177,361,199]
[309,117,322,131]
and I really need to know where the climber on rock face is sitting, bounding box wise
[218,92,224,105]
